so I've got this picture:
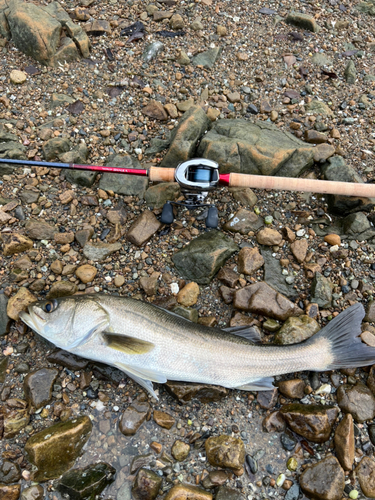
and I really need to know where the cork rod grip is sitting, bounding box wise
[148,167,176,182]
[229,173,375,198]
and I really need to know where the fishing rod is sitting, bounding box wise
[1,157,374,228]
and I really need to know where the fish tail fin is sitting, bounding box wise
[307,302,375,370]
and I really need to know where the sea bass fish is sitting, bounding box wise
[19,294,375,399]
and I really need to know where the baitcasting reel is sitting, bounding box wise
[160,159,220,228]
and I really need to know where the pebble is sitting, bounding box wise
[10,70,27,84]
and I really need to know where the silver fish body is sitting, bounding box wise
[19,294,374,399]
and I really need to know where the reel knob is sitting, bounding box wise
[205,206,218,229]
[160,202,174,225]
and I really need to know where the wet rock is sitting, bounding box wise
[310,272,333,308]
[262,411,286,433]
[192,47,222,69]
[24,416,92,481]
[172,230,238,285]
[142,100,168,121]
[20,484,44,500]
[75,227,94,247]
[237,246,264,275]
[2,233,33,256]
[274,315,320,344]
[0,484,21,500]
[215,486,244,500]
[321,156,375,215]
[165,381,228,403]
[0,460,21,484]
[0,356,8,382]
[198,120,314,178]
[56,462,116,500]
[3,408,30,439]
[0,294,9,336]
[355,456,375,498]
[344,60,356,84]
[286,12,320,32]
[229,187,258,207]
[277,379,305,399]
[217,267,239,288]
[202,471,228,489]
[7,287,37,321]
[257,388,278,409]
[337,382,375,423]
[161,106,210,168]
[119,402,150,436]
[75,264,97,283]
[144,182,180,209]
[25,220,57,240]
[171,440,190,461]
[130,454,154,475]
[131,468,162,500]
[126,210,162,247]
[334,413,354,470]
[280,403,339,443]
[83,242,121,261]
[46,281,78,299]
[172,305,198,322]
[24,368,59,409]
[223,209,263,235]
[177,282,200,307]
[280,433,297,451]
[99,155,148,197]
[261,246,295,298]
[42,137,71,160]
[256,228,282,246]
[205,435,245,470]
[300,456,344,500]
[164,484,212,500]
[233,281,303,321]
[153,410,175,429]
[84,19,111,35]
[284,483,300,500]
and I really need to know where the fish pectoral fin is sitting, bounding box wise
[222,325,262,344]
[114,362,167,400]
[235,377,275,391]
[66,315,110,349]
[103,333,155,355]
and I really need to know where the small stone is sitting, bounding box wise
[227,92,241,103]
[205,435,245,470]
[337,382,375,423]
[304,130,328,144]
[24,368,59,409]
[46,281,78,299]
[132,468,162,500]
[75,264,97,283]
[361,331,375,347]
[169,13,184,30]
[164,484,212,500]
[2,233,33,256]
[10,70,27,84]
[262,411,286,433]
[51,260,64,274]
[47,349,89,370]
[355,457,375,498]
[334,413,354,470]
[0,484,21,500]
[20,485,44,500]
[114,275,125,288]
[217,267,239,288]
[165,381,228,403]
[127,210,162,247]
[0,460,21,484]
[300,456,344,500]
[25,220,57,240]
[285,12,320,32]
[277,379,305,399]
[56,462,115,499]
[164,103,178,118]
[237,247,264,275]
[119,402,150,436]
[229,187,258,207]
[344,60,356,84]
[217,25,227,36]
[280,403,339,442]
[324,234,341,246]
[7,287,37,321]
[171,440,190,461]
[177,282,200,306]
[256,228,282,246]
[313,144,335,163]
[202,470,228,489]
[139,275,158,296]
[257,388,278,409]
[153,410,175,429]
[223,209,262,235]
[54,232,74,245]
[290,239,308,263]
[142,100,168,121]
[83,242,121,261]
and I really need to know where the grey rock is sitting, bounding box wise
[311,53,333,66]
[344,60,356,84]
[19,189,39,204]
[99,155,148,197]
[216,486,245,500]
[24,367,59,409]
[274,315,320,345]
[0,293,10,336]
[0,460,21,484]
[172,305,198,323]
[60,143,95,187]
[142,41,164,62]
[261,246,296,298]
[172,230,238,284]
[285,12,320,32]
[197,120,314,178]
[25,220,57,240]
[192,47,222,69]
[116,482,132,500]
[284,484,300,500]
[42,137,71,161]
[357,0,375,15]
[305,100,333,116]
[322,156,375,214]
[300,456,344,500]
[310,271,332,308]
[20,485,44,500]
[56,462,116,500]
[223,209,263,234]
[83,242,122,261]
[145,137,171,155]
[145,182,180,209]
[337,382,375,423]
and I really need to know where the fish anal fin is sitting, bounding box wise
[103,333,155,355]
[235,377,275,391]
[114,362,167,399]
[223,325,262,344]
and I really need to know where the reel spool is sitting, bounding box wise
[160,159,220,228]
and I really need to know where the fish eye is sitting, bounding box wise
[43,300,57,313]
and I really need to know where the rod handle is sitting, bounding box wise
[149,167,176,182]
[229,173,375,198]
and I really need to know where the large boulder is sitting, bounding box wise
[197,120,314,177]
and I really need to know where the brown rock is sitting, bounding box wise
[217,267,239,288]
[300,456,344,500]
[164,484,212,500]
[282,227,296,242]
[169,13,184,30]
[313,143,335,163]
[59,190,74,204]
[7,287,37,321]
[177,282,200,306]
[361,331,375,347]
[50,260,64,275]
[142,100,168,121]
[153,410,175,429]
[337,382,375,423]
[127,210,162,247]
[25,220,57,240]
[229,187,258,207]
[277,379,305,399]
[256,228,282,246]
[334,414,354,471]
[355,456,375,498]
[262,411,286,433]
[220,285,234,304]
[153,10,173,21]
[165,381,228,403]
[54,232,74,244]
[257,388,278,409]
[24,368,59,409]
[171,440,190,461]
[2,233,33,256]
[304,130,329,144]
[227,92,241,103]
[202,470,228,489]
[324,234,341,246]
[46,281,78,299]
[84,19,111,35]
[233,281,303,321]
[164,103,178,118]
[280,403,339,443]
[75,227,94,247]
[290,239,308,263]
[205,435,245,470]
[132,468,162,500]
[237,247,264,275]
[0,484,21,500]
[223,209,262,235]
[274,315,320,344]
[75,264,97,284]
[140,275,158,296]
[119,402,150,436]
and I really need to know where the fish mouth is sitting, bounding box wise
[19,306,47,334]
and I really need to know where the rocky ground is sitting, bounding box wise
[1,0,375,499]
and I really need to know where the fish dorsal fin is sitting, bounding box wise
[103,333,155,355]
[114,362,167,400]
[222,325,262,344]
[235,377,275,391]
